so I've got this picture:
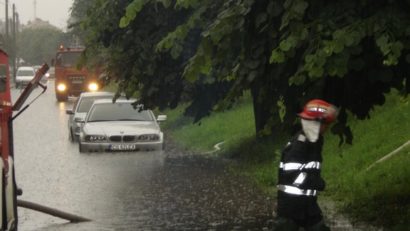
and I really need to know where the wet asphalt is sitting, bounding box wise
[11,81,275,231]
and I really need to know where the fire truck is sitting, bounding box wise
[0,49,90,231]
[0,48,49,230]
[53,45,101,101]
[0,49,90,230]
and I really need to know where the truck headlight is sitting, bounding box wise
[57,83,66,92]
[88,82,99,91]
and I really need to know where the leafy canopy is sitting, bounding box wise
[17,23,65,65]
[70,0,410,143]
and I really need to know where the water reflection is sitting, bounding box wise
[11,84,166,230]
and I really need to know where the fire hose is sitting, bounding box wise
[17,199,91,223]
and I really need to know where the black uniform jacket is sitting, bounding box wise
[276,131,326,224]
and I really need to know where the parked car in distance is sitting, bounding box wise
[66,91,115,142]
[78,99,167,153]
[33,65,49,85]
[15,66,35,88]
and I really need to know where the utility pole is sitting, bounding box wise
[5,0,9,47]
[16,12,19,40]
[33,0,37,20]
[12,3,16,82]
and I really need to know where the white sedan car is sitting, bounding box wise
[15,66,35,88]
[78,99,167,153]
[66,91,115,142]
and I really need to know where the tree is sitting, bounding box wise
[69,0,187,106]
[71,0,410,144]
[148,0,410,143]
[69,0,228,121]
[17,21,65,65]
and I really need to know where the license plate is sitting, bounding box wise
[72,80,83,84]
[110,144,136,151]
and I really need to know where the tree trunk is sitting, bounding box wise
[250,82,272,139]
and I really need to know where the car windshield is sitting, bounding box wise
[17,69,34,76]
[55,52,81,67]
[87,103,153,122]
[77,96,113,113]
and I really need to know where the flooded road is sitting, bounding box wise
[10,81,380,231]
[11,82,275,231]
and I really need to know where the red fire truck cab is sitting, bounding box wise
[53,45,101,101]
[0,48,49,230]
[0,48,17,230]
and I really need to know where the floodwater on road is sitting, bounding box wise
[10,81,379,231]
[10,82,274,231]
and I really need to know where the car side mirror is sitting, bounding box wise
[157,115,167,122]
[74,117,85,123]
[66,109,74,115]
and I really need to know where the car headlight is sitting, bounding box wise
[85,135,107,142]
[88,82,99,91]
[45,73,50,77]
[137,134,160,141]
[57,83,66,92]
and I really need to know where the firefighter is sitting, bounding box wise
[274,99,338,231]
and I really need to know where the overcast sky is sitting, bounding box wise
[2,0,74,30]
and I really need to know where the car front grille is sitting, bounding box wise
[68,75,86,91]
[109,135,136,142]
[68,75,85,82]
[109,136,122,142]
[123,135,136,142]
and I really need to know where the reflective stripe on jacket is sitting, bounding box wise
[277,132,325,195]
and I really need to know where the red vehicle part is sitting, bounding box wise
[0,49,12,170]
[54,45,101,102]
[0,49,89,230]
[0,48,18,230]
[0,48,49,230]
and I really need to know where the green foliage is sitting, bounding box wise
[175,0,200,9]
[155,0,410,142]
[119,0,149,28]
[69,0,410,226]
[70,0,191,110]
[162,95,255,152]
[71,0,410,144]
[164,89,409,228]
[275,3,409,84]
[156,5,207,57]
[322,91,410,227]
[17,24,65,65]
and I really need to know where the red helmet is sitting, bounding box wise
[298,99,338,124]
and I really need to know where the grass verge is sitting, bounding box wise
[161,91,409,230]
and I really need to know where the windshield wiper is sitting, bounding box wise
[87,119,111,122]
[117,119,144,121]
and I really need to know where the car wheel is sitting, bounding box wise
[79,143,85,153]
[69,129,75,142]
